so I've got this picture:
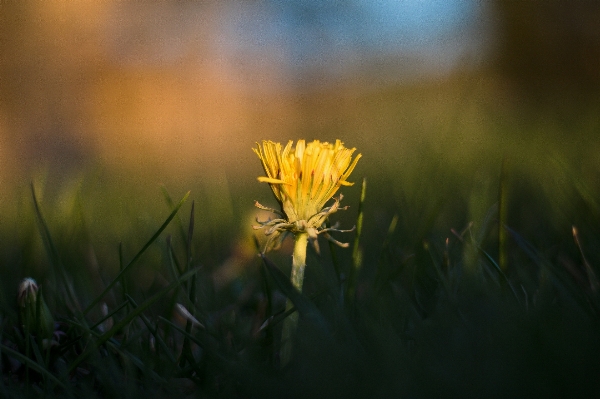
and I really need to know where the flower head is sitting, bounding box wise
[18,278,54,339]
[253,139,361,252]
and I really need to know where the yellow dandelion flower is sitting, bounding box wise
[253,139,362,364]
[253,138,361,259]
[253,139,361,229]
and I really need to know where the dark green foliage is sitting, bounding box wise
[1,155,600,398]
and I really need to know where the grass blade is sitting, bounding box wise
[83,191,190,316]
[67,267,198,376]
[259,254,330,337]
[0,342,66,389]
[88,300,128,331]
[346,178,367,304]
[126,295,178,365]
[161,185,189,244]
[498,156,509,271]
[31,183,80,312]
[160,316,286,396]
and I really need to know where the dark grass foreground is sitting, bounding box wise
[1,178,600,399]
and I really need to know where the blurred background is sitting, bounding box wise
[1,0,599,278]
[2,3,600,395]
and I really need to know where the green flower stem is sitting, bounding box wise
[281,232,308,366]
[291,232,308,292]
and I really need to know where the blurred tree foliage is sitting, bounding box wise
[492,1,600,100]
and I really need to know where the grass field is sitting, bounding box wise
[1,74,599,398]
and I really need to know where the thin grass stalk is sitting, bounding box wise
[186,201,195,273]
[88,301,128,331]
[468,231,521,303]
[167,235,183,278]
[31,183,80,313]
[374,214,399,291]
[322,217,347,308]
[498,157,509,271]
[346,178,367,304]
[24,314,30,392]
[65,268,198,376]
[65,315,170,389]
[180,202,196,368]
[34,284,42,342]
[253,236,276,365]
[126,295,178,365]
[423,240,452,300]
[325,219,342,283]
[253,237,273,316]
[0,343,66,389]
[28,335,48,390]
[505,224,600,315]
[166,238,190,319]
[161,185,188,244]
[83,191,190,316]
[43,333,52,378]
[118,243,129,307]
[572,226,599,292]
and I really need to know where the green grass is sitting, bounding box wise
[1,76,600,397]
[0,154,598,398]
